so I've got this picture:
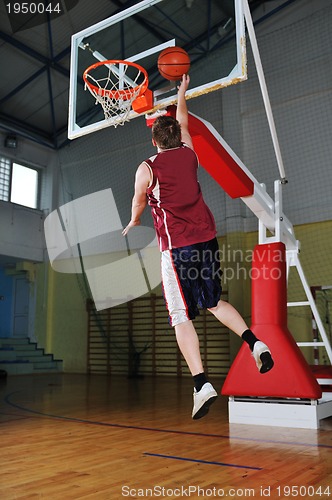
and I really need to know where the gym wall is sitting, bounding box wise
[1,0,330,371]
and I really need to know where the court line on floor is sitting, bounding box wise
[4,391,332,449]
[144,452,262,470]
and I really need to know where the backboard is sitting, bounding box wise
[68,0,246,139]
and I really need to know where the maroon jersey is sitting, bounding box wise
[145,144,216,251]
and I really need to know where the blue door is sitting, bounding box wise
[13,277,30,338]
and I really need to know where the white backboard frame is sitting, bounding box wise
[68,0,247,140]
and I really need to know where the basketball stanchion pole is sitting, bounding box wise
[242,0,287,184]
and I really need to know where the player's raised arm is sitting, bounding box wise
[176,74,193,149]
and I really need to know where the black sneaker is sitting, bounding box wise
[252,341,274,373]
[192,382,218,419]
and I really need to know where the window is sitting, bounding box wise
[11,163,38,209]
[0,156,11,201]
[0,156,39,209]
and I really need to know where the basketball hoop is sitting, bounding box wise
[83,59,149,127]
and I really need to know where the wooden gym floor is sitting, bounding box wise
[1,373,331,499]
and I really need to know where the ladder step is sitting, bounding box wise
[287,301,310,307]
[297,342,325,347]
[317,378,332,385]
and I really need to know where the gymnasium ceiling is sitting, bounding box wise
[0,0,295,150]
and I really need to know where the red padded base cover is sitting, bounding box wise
[221,243,322,399]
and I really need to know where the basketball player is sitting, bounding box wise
[123,74,274,419]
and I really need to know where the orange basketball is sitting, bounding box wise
[157,46,191,81]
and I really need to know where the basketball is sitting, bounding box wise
[157,46,191,81]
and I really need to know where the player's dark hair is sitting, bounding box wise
[152,116,182,149]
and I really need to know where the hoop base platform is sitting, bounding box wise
[227,393,332,429]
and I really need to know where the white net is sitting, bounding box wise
[83,61,147,127]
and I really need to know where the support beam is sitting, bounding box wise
[0,30,69,79]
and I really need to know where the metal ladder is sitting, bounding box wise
[287,249,332,386]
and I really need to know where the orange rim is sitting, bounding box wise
[83,59,149,101]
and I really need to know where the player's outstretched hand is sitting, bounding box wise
[122,219,141,236]
[177,73,190,94]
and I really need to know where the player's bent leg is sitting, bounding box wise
[208,300,274,374]
[207,300,248,336]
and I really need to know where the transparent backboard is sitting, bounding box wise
[68,0,246,139]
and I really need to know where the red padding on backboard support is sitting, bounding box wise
[188,113,254,199]
[132,89,154,114]
[222,242,322,399]
[146,106,254,199]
